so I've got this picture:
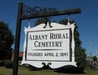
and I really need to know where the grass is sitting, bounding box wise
[0,66,98,75]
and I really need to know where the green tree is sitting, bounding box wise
[92,56,97,61]
[59,19,86,71]
[0,21,14,60]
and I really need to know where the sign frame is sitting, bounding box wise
[21,22,77,69]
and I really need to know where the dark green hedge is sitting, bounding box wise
[55,65,84,73]
[0,60,4,66]
[4,60,13,68]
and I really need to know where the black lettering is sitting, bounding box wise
[34,41,39,47]
[28,34,33,40]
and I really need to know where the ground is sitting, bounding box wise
[0,66,98,75]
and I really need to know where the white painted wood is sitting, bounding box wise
[21,22,77,69]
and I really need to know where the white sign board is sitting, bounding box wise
[21,22,77,69]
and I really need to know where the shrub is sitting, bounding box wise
[55,65,77,73]
[0,60,4,66]
[4,60,13,68]
[55,65,84,73]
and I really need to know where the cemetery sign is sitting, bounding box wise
[21,22,77,69]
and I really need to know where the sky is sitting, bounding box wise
[0,0,98,56]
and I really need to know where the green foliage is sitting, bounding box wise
[0,60,4,66]
[4,60,13,68]
[0,21,14,60]
[92,56,97,61]
[55,65,84,73]
[59,19,86,71]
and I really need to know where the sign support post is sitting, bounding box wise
[13,3,23,75]
[13,2,81,75]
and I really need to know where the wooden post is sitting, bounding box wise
[13,3,23,75]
